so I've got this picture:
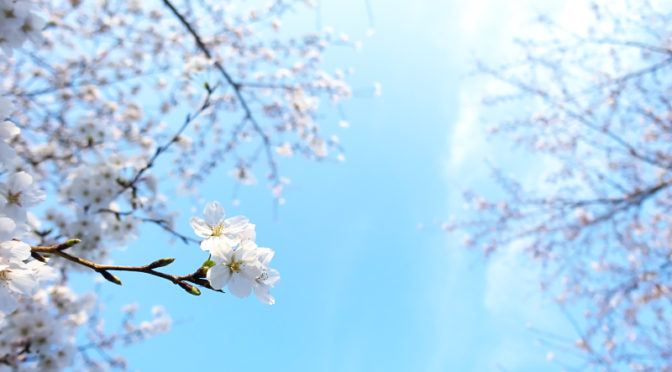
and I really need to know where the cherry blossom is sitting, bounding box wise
[206,239,263,298]
[0,171,45,222]
[451,1,672,369]
[0,0,361,368]
[253,247,280,305]
[190,201,252,250]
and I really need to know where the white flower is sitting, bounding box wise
[73,112,111,143]
[25,260,57,284]
[0,217,16,242]
[61,162,122,209]
[41,344,77,371]
[276,142,294,157]
[105,214,140,243]
[183,55,213,75]
[206,239,262,298]
[310,137,327,158]
[190,201,251,250]
[0,120,20,171]
[0,240,31,263]
[0,263,36,313]
[0,171,46,222]
[253,247,280,305]
[0,120,19,139]
[0,0,44,55]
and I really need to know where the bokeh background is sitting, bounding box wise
[71,1,591,370]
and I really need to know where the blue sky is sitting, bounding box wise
[76,1,591,371]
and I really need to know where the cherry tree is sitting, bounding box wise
[448,1,672,370]
[0,0,361,370]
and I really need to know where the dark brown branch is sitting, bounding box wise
[162,0,279,184]
[31,241,219,295]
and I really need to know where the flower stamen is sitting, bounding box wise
[228,261,242,273]
[0,269,11,281]
[7,190,22,206]
[210,224,225,237]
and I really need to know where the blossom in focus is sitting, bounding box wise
[190,201,252,250]
[206,239,263,298]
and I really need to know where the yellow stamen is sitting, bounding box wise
[7,190,21,206]
[228,261,242,273]
[211,224,225,236]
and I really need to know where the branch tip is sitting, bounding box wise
[99,270,123,286]
[178,282,201,296]
[148,257,176,269]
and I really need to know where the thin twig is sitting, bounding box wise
[31,241,219,295]
[162,0,279,185]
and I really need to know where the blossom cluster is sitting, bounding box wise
[0,97,53,311]
[0,286,90,371]
[0,0,363,369]
[1,98,160,371]
[452,1,672,369]
[0,285,172,371]
[0,0,44,55]
[0,7,172,368]
[191,201,279,304]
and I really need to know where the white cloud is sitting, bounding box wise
[445,0,597,370]
[447,91,486,170]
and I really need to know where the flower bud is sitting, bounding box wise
[99,270,122,285]
[178,282,201,296]
[148,257,175,269]
[31,251,48,263]
[59,239,81,250]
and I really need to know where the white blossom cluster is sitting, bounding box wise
[61,163,124,211]
[191,201,279,304]
[0,39,166,370]
[0,0,365,369]
[0,97,53,311]
[0,0,44,55]
[72,112,115,145]
[0,98,164,370]
[0,285,172,371]
[0,285,91,371]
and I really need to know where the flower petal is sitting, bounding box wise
[202,237,234,256]
[203,201,224,226]
[253,283,275,305]
[0,120,19,140]
[206,265,231,290]
[8,171,32,191]
[0,216,16,242]
[227,275,253,298]
[189,217,211,238]
[256,247,275,267]
[224,215,249,233]
[0,240,31,261]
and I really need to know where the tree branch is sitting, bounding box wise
[162,0,279,185]
[31,240,218,296]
